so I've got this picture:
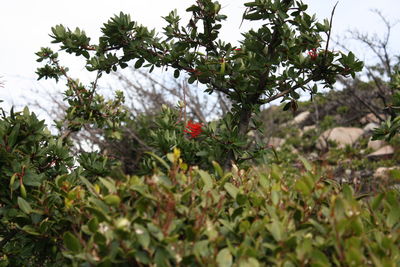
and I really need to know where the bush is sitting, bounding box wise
[0,106,74,265]
[52,156,400,266]
[1,109,400,266]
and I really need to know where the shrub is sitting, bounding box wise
[2,116,400,265]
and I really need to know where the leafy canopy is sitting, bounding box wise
[36,0,363,168]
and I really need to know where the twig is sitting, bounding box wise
[259,76,314,104]
[324,2,339,62]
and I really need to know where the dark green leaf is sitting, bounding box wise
[63,232,82,253]
[18,197,32,214]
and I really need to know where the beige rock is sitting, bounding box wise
[293,111,310,125]
[299,125,316,137]
[367,145,395,158]
[317,127,364,150]
[367,138,386,151]
[374,166,400,179]
[360,113,382,124]
[247,130,255,137]
[363,122,379,133]
[303,125,316,132]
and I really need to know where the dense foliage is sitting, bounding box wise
[1,108,400,266]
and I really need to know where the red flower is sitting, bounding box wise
[184,121,203,138]
[308,48,318,60]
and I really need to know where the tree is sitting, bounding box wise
[36,0,363,169]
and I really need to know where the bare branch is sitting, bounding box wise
[259,76,314,104]
[346,10,397,77]
[324,1,339,62]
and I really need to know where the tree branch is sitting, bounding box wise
[259,76,314,104]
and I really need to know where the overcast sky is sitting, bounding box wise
[0,0,399,116]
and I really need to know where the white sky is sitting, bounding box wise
[0,0,399,117]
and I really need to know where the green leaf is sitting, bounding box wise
[88,217,99,233]
[188,75,196,84]
[8,123,20,147]
[186,5,201,12]
[310,249,330,266]
[224,183,239,199]
[22,225,40,236]
[295,178,312,196]
[298,155,312,172]
[154,247,169,267]
[19,184,26,198]
[219,172,232,187]
[63,232,82,253]
[244,12,264,20]
[145,152,170,170]
[174,69,180,78]
[196,150,208,157]
[266,220,283,242]
[147,222,164,241]
[283,102,291,111]
[371,193,384,210]
[216,248,233,267]
[86,207,110,222]
[386,204,400,228]
[198,170,214,191]
[270,164,282,181]
[55,174,68,188]
[134,58,145,69]
[134,224,151,249]
[23,106,30,117]
[194,240,209,258]
[103,194,121,206]
[9,173,17,189]
[239,258,260,267]
[219,60,226,75]
[17,197,32,214]
[212,161,224,178]
[135,251,151,264]
[23,171,43,186]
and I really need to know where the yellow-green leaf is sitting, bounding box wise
[224,183,239,199]
[17,197,32,214]
[199,170,214,191]
[216,248,232,267]
[104,194,121,206]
